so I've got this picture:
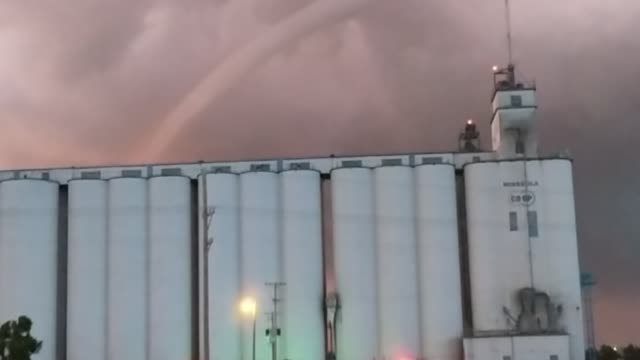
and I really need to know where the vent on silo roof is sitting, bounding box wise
[81,171,101,179]
[422,157,443,165]
[122,169,143,177]
[289,162,311,170]
[212,166,232,173]
[341,160,362,168]
[250,164,271,172]
[161,168,182,176]
[381,158,402,166]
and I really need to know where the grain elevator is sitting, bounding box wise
[0,64,584,360]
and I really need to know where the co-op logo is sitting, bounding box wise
[510,190,536,206]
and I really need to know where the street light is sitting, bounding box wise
[240,297,257,360]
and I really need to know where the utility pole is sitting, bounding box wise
[266,282,285,360]
[201,171,215,360]
[581,272,597,360]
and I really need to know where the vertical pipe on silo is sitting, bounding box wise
[280,170,324,360]
[56,185,68,360]
[240,172,281,360]
[67,180,108,360]
[455,171,474,334]
[415,165,463,360]
[148,176,192,360]
[204,173,242,360]
[331,168,378,360]
[374,166,421,359]
[106,178,148,360]
[190,179,200,360]
[0,180,60,360]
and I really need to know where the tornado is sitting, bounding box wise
[139,0,377,160]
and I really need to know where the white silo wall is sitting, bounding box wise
[529,160,585,360]
[67,180,108,360]
[280,170,324,360]
[240,172,281,360]
[465,159,584,360]
[331,168,379,360]
[204,173,242,360]
[373,167,421,359]
[0,180,59,360]
[465,162,532,331]
[149,176,193,360]
[107,178,148,360]
[415,165,463,360]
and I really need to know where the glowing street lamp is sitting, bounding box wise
[240,297,257,316]
[240,297,257,360]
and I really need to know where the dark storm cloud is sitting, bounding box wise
[1,0,639,344]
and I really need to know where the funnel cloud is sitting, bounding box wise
[140,0,377,159]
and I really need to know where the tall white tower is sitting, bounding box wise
[490,64,538,159]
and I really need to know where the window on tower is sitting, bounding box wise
[509,211,518,231]
[510,94,523,107]
[516,139,525,154]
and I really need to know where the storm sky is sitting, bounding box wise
[1,0,639,345]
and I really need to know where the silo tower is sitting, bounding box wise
[489,0,538,159]
[490,64,538,159]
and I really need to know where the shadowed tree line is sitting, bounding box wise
[594,345,640,360]
[0,316,41,360]
[0,314,637,360]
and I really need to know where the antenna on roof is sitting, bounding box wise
[493,0,517,89]
[505,0,514,66]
